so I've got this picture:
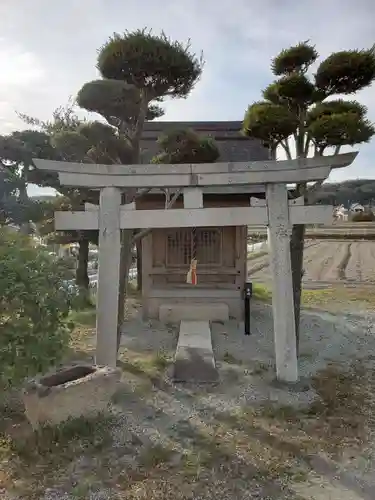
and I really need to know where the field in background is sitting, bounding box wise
[248,222,375,240]
[248,240,375,287]
[248,239,375,312]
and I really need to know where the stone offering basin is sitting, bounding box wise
[22,364,121,429]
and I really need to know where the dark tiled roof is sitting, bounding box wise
[140,120,269,164]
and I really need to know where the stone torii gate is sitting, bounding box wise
[34,152,357,383]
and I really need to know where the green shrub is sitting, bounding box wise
[0,228,75,389]
[351,211,375,222]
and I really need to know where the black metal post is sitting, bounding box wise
[244,281,252,335]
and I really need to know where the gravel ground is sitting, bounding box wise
[121,301,375,400]
[4,301,375,499]
[110,302,375,498]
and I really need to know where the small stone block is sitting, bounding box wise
[22,364,121,429]
[159,303,229,323]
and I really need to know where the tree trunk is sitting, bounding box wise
[19,223,32,235]
[76,238,91,307]
[76,238,90,289]
[290,223,305,356]
[136,239,142,291]
[116,229,133,352]
[116,100,148,354]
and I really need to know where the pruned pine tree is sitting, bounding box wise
[76,29,204,350]
[243,42,375,352]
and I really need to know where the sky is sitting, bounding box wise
[1,0,374,196]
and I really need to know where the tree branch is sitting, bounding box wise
[132,188,182,244]
[135,188,152,200]
[280,139,292,160]
[303,133,312,157]
[306,179,324,203]
[164,188,171,208]
[133,91,149,147]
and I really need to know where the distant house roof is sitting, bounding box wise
[140,120,269,164]
[350,203,364,210]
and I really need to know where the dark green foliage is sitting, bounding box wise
[15,112,113,295]
[11,130,56,163]
[51,131,92,162]
[97,29,203,98]
[0,131,57,194]
[0,161,44,226]
[0,228,74,389]
[77,80,165,127]
[315,49,375,95]
[152,128,219,164]
[308,112,374,148]
[50,123,133,165]
[243,102,299,146]
[263,74,315,106]
[79,121,119,144]
[0,168,24,225]
[307,99,367,122]
[147,103,165,120]
[0,135,26,164]
[307,100,374,150]
[1,129,59,193]
[243,42,375,154]
[0,130,56,185]
[271,41,318,75]
[77,79,141,121]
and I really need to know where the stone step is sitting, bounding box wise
[173,320,218,383]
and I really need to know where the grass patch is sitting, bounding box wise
[251,360,272,375]
[180,420,309,485]
[8,413,115,459]
[250,282,375,311]
[70,481,93,499]
[65,306,97,363]
[118,349,171,380]
[181,450,212,478]
[252,283,272,302]
[138,443,176,469]
[127,279,141,297]
[69,307,96,328]
[0,413,116,499]
[223,351,241,364]
[231,361,375,459]
[302,286,375,310]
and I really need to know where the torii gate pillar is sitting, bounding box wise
[266,183,298,382]
[95,187,122,367]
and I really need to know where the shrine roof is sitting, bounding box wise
[140,120,269,164]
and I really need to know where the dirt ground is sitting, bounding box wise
[1,297,375,500]
[249,240,375,288]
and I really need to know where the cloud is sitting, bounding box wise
[0,39,46,131]
[0,0,374,182]
[0,41,44,87]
